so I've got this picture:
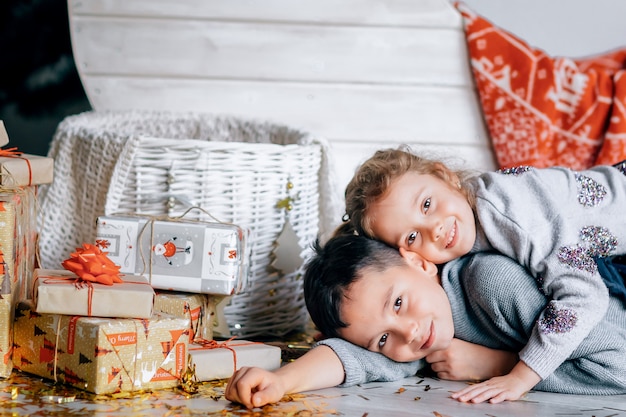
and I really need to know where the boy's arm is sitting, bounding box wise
[317,338,425,386]
[225,344,344,409]
[226,338,426,409]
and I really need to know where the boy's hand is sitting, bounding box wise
[225,367,286,409]
[450,361,541,404]
[425,338,517,381]
[225,345,345,409]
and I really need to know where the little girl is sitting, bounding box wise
[340,147,626,403]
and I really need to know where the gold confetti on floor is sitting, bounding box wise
[0,372,340,417]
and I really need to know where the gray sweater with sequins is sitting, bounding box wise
[317,252,626,395]
[468,165,626,380]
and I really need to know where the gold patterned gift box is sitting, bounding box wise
[0,198,16,379]
[0,188,37,378]
[0,276,12,379]
[154,290,224,342]
[14,187,38,302]
[33,269,155,319]
[13,301,190,394]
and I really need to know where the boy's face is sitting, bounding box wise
[368,171,475,264]
[338,250,454,363]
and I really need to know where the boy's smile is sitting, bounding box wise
[337,251,454,363]
[368,171,476,264]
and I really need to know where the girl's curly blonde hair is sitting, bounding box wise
[336,146,476,239]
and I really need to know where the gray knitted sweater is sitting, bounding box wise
[317,252,626,395]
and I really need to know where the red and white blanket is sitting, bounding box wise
[456,3,626,169]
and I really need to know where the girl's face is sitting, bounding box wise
[368,171,476,264]
[338,249,454,362]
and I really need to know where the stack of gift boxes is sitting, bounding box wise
[0,121,50,379]
[0,122,282,395]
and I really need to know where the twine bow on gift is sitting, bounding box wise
[0,147,32,186]
[61,243,123,285]
[190,337,262,377]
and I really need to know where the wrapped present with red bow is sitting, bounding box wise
[0,121,53,187]
[95,214,250,296]
[33,244,155,319]
[188,338,281,381]
[13,300,189,394]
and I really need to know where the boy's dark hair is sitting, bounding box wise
[303,234,406,338]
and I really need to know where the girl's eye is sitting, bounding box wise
[407,231,417,245]
[378,333,388,349]
[422,198,431,213]
[393,297,402,312]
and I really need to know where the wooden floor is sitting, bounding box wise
[3,371,626,416]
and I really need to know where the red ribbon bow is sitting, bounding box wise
[61,243,123,285]
[0,147,23,157]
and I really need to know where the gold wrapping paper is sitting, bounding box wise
[0,153,54,186]
[0,198,15,291]
[0,294,12,379]
[14,187,37,301]
[0,198,16,378]
[13,301,190,394]
[189,339,281,381]
[154,291,224,342]
[33,269,155,319]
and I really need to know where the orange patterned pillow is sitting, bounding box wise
[456,3,626,169]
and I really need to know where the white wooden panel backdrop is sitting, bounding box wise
[68,0,496,200]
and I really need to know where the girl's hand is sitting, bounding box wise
[425,338,517,381]
[450,361,541,404]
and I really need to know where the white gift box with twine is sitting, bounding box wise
[38,111,342,338]
[189,338,282,381]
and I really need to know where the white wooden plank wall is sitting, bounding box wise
[68,0,496,195]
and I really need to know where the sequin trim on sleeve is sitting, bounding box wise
[575,174,606,207]
[557,226,617,274]
[497,166,533,175]
[538,302,577,334]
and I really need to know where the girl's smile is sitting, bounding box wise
[368,171,476,264]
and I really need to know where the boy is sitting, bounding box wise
[225,235,626,408]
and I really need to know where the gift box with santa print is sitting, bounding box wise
[13,301,190,394]
[95,214,250,296]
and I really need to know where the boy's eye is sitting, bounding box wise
[393,297,402,312]
[407,231,417,245]
[378,333,388,349]
[422,198,431,213]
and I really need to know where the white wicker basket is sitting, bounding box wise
[38,111,341,337]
